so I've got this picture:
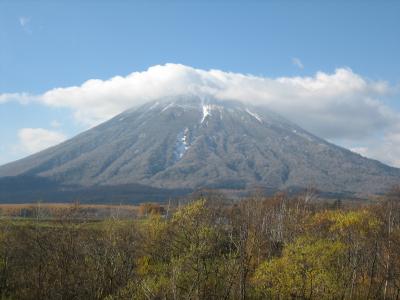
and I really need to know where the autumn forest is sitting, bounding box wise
[0,189,399,300]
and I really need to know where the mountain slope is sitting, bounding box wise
[0,95,399,197]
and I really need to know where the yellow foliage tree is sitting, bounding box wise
[253,236,348,299]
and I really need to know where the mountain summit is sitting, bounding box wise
[0,95,399,201]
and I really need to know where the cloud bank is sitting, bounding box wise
[1,63,399,166]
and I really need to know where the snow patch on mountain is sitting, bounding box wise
[174,128,190,161]
[245,109,263,123]
[201,104,225,123]
[201,105,212,123]
[161,102,175,112]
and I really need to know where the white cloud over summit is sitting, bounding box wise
[38,64,395,138]
[1,63,399,166]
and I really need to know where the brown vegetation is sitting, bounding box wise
[0,203,141,220]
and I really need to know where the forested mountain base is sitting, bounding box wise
[0,190,400,299]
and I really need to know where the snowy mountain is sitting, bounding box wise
[0,95,399,202]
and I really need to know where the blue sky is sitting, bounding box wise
[1,1,400,166]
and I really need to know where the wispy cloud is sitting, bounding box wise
[0,93,34,104]
[50,120,62,128]
[292,57,304,69]
[19,16,30,27]
[17,128,66,154]
[18,16,32,34]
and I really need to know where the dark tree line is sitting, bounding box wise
[0,189,400,299]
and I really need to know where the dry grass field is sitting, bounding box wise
[0,202,167,219]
